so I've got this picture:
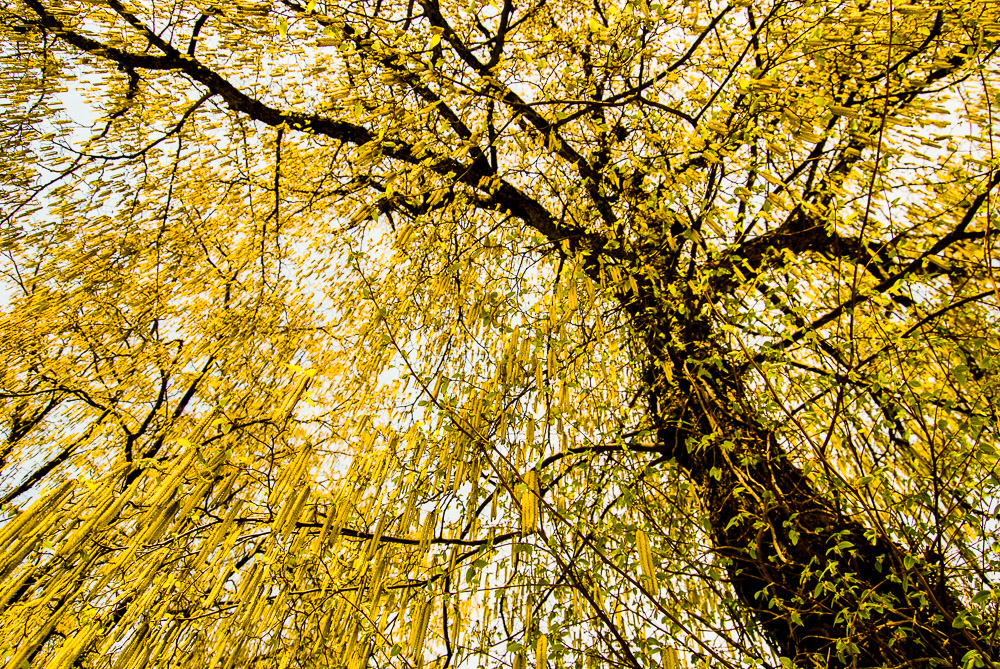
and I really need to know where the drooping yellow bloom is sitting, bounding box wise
[536,633,548,669]
[636,528,657,586]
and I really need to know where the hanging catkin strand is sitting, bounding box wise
[536,633,548,669]
[636,528,657,587]
[663,646,680,669]
[276,484,311,539]
[274,373,311,424]
[0,479,75,550]
[521,470,539,535]
[188,407,217,445]
[408,597,433,658]
[418,509,437,554]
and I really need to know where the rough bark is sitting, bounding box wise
[654,365,994,668]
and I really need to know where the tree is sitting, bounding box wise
[1,0,999,667]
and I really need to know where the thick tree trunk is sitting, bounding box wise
[659,377,993,668]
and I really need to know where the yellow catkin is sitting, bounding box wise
[124,635,156,669]
[6,593,74,669]
[636,528,656,586]
[409,598,433,656]
[99,570,166,651]
[99,478,151,540]
[238,580,269,629]
[314,609,334,651]
[349,645,371,669]
[452,459,465,494]
[329,486,361,545]
[189,408,217,445]
[394,588,412,631]
[407,427,425,464]
[400,486,418,534]
[309,501,336,554]
[464,478,481,531]
[145,623,182,669]
[203,564,233,609]
[88,508,175,599]
[209,468,238,505]
[274,374,310,423]
[192,499,245,571]
[57,486,118,558]
[0,479,74,549]
[452,606,463,646]
[0,533,43,584]
[276,651,293,669]
[364,513,387,562]
[268,447,311,507]
[206,631,230,669]
[521,470,539,535]
[663,647,680,669]
[177,480,213,521]
[49,624,99,669]
[536,634,548,669]
[276,484,311,538]
[0,566,37,611]
[149,448,198,508]
[343,619,360,660]
[236,561,267,606]
[367,552,387,604]
[418,510,437,554]
[109,623,146,669]
[378,591,396,631]
[139,498,180,547]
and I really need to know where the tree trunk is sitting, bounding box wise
[658,369,992,668]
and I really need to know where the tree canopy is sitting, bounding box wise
[2,0,1000,667]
